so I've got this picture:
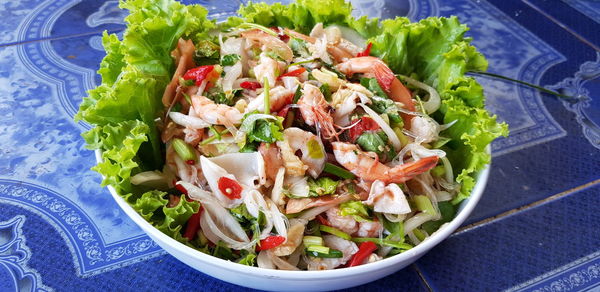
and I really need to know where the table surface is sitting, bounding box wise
[0,0,599,291]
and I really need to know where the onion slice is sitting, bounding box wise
[397,74,441,114]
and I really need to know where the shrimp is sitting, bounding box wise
[258,142,284,182]
[298,83,338,139]
[241,29,293,62]
[271,219,306,256]
[283,127,326,178]
[364,180,411,215]
[253,54,280,87]
[336,57,415,127]
[246,86,294,113]
[325,207,358,235]
[276,138,307,177]
[330,84,371,126]
[307,235,358,270]
[326,206,383,237]
[331,142,438,183]
[191,95,243,127]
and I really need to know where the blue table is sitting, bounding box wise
[1,0,599,291]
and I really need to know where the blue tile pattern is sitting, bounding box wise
[0,0,599,291]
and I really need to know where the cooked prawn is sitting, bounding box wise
[241,29,293,62]
[258,142,284,182]
[282,127,326,178]
[336,56,416,127]
[325,207,358,235]
[246,86,294,113]
[331,142,438,183]
[298,83,338,139]
[191,95,243,127]
[307,235,358,270]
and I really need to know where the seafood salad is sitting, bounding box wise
[76,0,508,270]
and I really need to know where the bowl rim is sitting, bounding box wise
[96,147,489,279]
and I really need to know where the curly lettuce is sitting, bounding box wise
[77,0,508,244]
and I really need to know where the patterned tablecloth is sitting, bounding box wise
[1,0,599,291]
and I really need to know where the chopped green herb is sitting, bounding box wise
[221,54,241,66]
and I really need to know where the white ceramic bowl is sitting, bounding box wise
[96,149,489,291]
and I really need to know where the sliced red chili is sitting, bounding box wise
[356,42,373,57]
[277,67,306,80]
[240,81,262,90]
[183,65,216,86]
[316,214,331,226]
[183,210,202,241]
[175,183,188,195]
[348,241,378,267]
[258,235,286,251]
[217,177,243,199]
[348,116,381,142]
[270,26,290,42]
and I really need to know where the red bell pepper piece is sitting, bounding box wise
[217,177,243,199]
[240,81,262,90]
[258,235,286,251]
[277,67,306,80]
[175,183,188,195]
[356,42,373,57]
[183,65,218,86]
[348,116,380,142]
[270,26,290,42]
[316,214,331,226]
[348,241,378,267]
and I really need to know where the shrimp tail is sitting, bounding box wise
[389,156,439,183]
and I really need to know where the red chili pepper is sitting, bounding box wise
[258,235,286,251]
[316,214,331,226]
[277,67,306,80]
[240,81,262,90]
[270,26,290,42]
[183,65,216,86]
[356,42,373,57]
[217,177,243,199]
[348,116,381,142]
[348,241,378,267]
[183,209,202,241]
[175,183,188,195]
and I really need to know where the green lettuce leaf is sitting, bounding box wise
[130,191,200,242]
[82,120,149,194]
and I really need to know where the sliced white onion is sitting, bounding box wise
[407,231,421,245]
[440,156,454,184]
[130,171,170,189]
[271,167,286,205]
[222,61,243,93]
[397,74,441,114]
[391,143,446,166]
[268,250,300,270]
[208,152,266,188]
[268,198,289,238]
[199,156,243,208]
[169,112,211,129]
[383,213,407,223]
[404,212,435,234]
[435,190,453,202]
[358,103,401,151]
[286,176,310,198]
[257,250,275,269]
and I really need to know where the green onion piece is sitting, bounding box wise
[306,245,330,254]
[263,76,270,114]
[200,129,229,145]
[287,59,316,68]
[468,71,574,100]
[302,236,324,247]
[413,195,436,216]
[319,225,351,240]
[351,237,413,250]
[431,165,445,177]
[412,228,427,241]
[172,138,197,163]
[182,92,192,104]
[238,22,278,36]
[306,249,343,258]
[323,163,355,179]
